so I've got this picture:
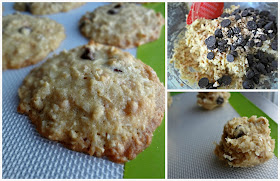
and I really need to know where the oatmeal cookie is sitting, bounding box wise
[14,2,85,15]
[17,41,165,163]
[214,116,275,167]
[2,13,65,70]
[197,92,230,110]
[79,3,164,49]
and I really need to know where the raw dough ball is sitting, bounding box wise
[168,93,173,107]
[215,116,275,167]
[197,92,230,110]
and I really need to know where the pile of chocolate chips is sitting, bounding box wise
[200,7,278,89]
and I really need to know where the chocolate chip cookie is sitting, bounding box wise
[17,41,165,163]
[14,2,86,15]
[215,116,275,167]
[79,3,164,49]
[197,92,230,110]
[2,13,65,70]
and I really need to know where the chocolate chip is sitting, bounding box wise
[233,27,241,34]
[221,13,230,18]
[254,9,260,15]
[260,10,270,16]
[216,97,224,105]
[268,33,275,39]
[256,50,264,59]
[198,78,209,88]
[260,57,268,65]
[231,50,238,57]
[247,21,257,30]
[246,69,255,79]
[267,15,276,22]
[234,125,246,138]
[221,75,232,86]
[107,9,119,15]
[207,52,215,60]
[271,60,278,68]
[233,8,241,14]
[230,44,237,51]
[257,63,267,75]
[214,29,223,38]
[218,46,226,53]
[264,22,274,30]
[242,80,254,89]
[247,40,255,47]
[205,36,216,47]
[266,66,273,73]
[241,10,249,17]
[227,28,234,38]
[81,48,95,60]
[248,7,254,12]
[207,45,216,50]
[260,34,267,41]
[256,41,263,47]
[271,40,277,50]
[218,39,227,46]
[252,15,257,21]
[114,4,122,8]
[227,54,234,62]
[235,14,241,20]
[235,35,244,45]
[253,76,260,84]
[221,19,231,27]
[114,68,123,72]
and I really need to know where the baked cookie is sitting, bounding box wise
[197,92,230,110]
[215,116,275,167]
[14,2,86,15]
[2,13,65,70]
[79,3,164,49]
[18,41,165,163]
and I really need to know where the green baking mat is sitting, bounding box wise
[123,3,165,179]
[229,92,278,157]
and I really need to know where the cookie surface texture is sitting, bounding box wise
[14,2,86,15]
[2,13,65,70]
[214,116,275,167]
[197,92,230,110]
[18,41,165,163]
[79,3,164,49]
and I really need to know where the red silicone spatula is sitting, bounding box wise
[187,2,224,25]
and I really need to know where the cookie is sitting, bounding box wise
[17,41,165,163]
[79,3,164,49]
[2,13,65,70]
[14,2,86,15]
[197,92,230,110]
[214,116,275,167]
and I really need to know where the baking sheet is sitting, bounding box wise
[167,2,278,89]
[2,2,138,179]
[167,93,278,179]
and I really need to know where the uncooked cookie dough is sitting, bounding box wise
[171,5,278,89]
[197,92,230,110]
[17,41,165,163]
[79,3,164,49]
[215,116,275,167]
[168,93,173,107]
[14,2,86,15]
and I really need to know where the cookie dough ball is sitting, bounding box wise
[197,92,230,110]
[79,3,164,49]
[14,2,85,15]
[215,116,275,167]
[18,41,165,163]
[168,93,173,107]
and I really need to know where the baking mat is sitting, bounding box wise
[124,2,165,179]
[2,2,165,179]
[168,93,278,179]
[167,2,278,89]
